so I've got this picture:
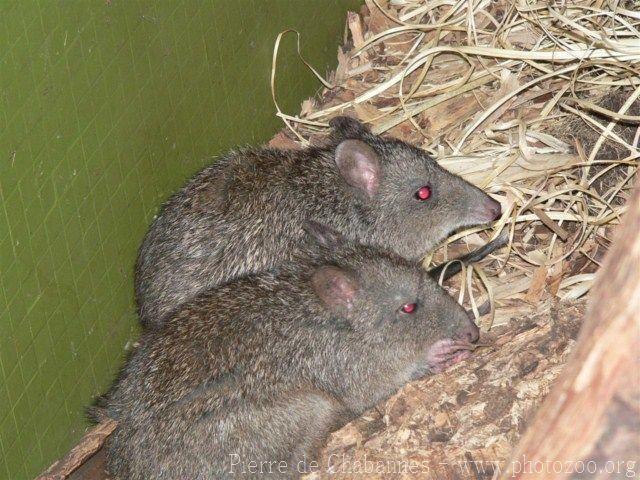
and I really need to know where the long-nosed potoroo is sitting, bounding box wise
[135,116,501,327]
[97,227,480,480]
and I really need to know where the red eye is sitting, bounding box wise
[415,185,431,200]
[401,303,417,314]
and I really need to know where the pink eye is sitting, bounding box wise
[415,185,431,200]
[401,303,417,314]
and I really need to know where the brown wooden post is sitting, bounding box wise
[500,187,640,479]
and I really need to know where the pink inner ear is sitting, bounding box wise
[312,266,358,310]
[357,162,378,197]
[335,140,380,198]
[334,275,357,308]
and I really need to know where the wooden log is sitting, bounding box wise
[35,419,116,480]
[499,186,640,479]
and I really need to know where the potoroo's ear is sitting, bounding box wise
[303,220,347,249]
[312,266,359,312]
[334,139,381,198]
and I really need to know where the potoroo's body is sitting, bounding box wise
[103,231,480,479]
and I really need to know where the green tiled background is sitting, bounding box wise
[0,1,359,477]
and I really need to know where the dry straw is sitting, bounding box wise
[272,0,639,328]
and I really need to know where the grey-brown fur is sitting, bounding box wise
[103,235,478,479]
[135,117,500,327]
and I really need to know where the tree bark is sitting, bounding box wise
[499,187,640,479]
[35,419,116,480]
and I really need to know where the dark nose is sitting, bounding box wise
[485,197,502,221]
[471,196,502,223]
[455,316,480,343]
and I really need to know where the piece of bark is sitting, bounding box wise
[532,207,570,242]
[499,187,640,479]
[304,301,587,479]
[267,130,301,150]
[36,419,116,480]
[524,265,549,304]
[347,12,366,52]
[67,449,110,480]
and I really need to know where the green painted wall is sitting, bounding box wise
[0,1,359,477]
